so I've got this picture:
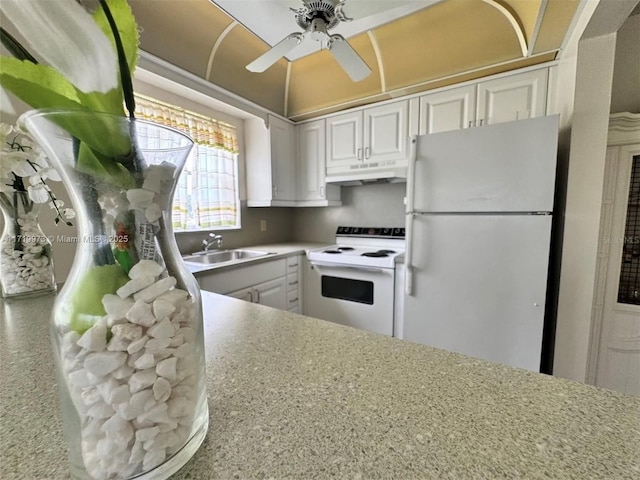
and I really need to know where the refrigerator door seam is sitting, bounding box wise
[412,211,552,216]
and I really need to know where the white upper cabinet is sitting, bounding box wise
[326,110,362,168]
[476,68,548,125]
[296,119,341,206]
[419,85,476,135]
[418,68,548,134]
[364,101,410,163]
[245,115,296,206]
[326,100,411,174]
[268,116,296,202]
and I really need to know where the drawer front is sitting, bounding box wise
[287,289,300,310]
[286,255,299,270]
[196,258,286,294]
[286,271,299,292]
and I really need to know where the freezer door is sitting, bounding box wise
[412,115,558,212]
[402,214,552,371]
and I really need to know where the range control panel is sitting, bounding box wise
[336,226,405,238]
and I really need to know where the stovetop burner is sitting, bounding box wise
[376,249,396,254]
[323,246,357,254]
[362,251,389,258]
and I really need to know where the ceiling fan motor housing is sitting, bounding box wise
[293,0,340,31]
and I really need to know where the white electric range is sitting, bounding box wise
[305,226,405,336]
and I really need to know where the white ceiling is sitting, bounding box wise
[211,0,440,60]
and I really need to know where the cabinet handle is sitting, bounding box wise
[468,121,473,128]
[357,148,363,160]
[365,146,370,159]
[254,289,260,303]
[479,119,484,126]
[320,186,325,198]
[289,297,299,303]
[288,281,298,286]
[248,290,254,303]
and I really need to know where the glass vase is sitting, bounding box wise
[21,109,208,480]
[0,190,56,298]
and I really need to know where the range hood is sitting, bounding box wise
[325,167,407,186]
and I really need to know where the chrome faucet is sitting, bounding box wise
[202,233,223,252]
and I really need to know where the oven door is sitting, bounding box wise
[304,260,395,336]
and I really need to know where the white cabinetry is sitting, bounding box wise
[194,255,305,312]
[326,100,411,176]
[245,115,296,207]
[296,120,341,206]
[196,258,287,309]
[228,277,288,310]
[477,68,548,126]
[285,255,302,313]
[419,85,476,134]
[418,68,548,134]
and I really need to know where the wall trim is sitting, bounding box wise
[607,112,640,145]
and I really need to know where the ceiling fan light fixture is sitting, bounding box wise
[309,17,328,41]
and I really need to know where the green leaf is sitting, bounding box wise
[93,0,139,73]
[0,57,83,108]
[76,87,126,116]
[77,141,135,188]
[0,55,124,115]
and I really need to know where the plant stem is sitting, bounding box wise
[98,0,135,119]
[11,191,23,252]
[72,138,115,267]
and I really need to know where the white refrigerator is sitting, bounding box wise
[402,115,559,371]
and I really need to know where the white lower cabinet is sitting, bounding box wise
[226,277,288,310]
[195,256,302,312]
[285,255,302,313]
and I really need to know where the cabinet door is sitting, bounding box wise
[227,286,253,303]
[269,116,296,201]
[297,120,326,201]
[253,277,287,310]
[363,100,409,163]
[326,110,362,168]
[419,85,476,134]
[477,69,548,126]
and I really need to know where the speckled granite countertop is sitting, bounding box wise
[1,292,639,479]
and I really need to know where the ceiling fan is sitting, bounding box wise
[245,0,372,82]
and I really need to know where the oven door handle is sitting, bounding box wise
[310,261,389,274]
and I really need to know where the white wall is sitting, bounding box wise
[554,33,618,382]
[292,183,406,242]
[610,14,640,114]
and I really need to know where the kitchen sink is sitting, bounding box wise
[182,249,271,266]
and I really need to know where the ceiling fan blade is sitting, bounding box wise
[328,34,371,82]
[246,33,303,72]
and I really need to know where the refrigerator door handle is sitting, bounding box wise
[405,213,415,296]
[405,135,418,297]
[406,136,418,215]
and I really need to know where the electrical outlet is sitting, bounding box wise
[260,220,267,232]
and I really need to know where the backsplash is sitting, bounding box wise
[175,203,294,254]
[292,182,407,242]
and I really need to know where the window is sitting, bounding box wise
[617,154,640,304]
[134,94,240,231]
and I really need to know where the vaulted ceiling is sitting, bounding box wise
[129,0,581,121]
